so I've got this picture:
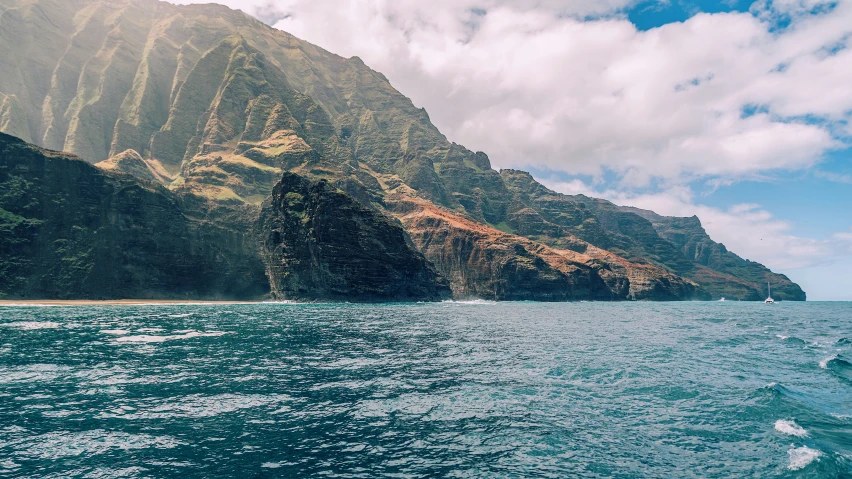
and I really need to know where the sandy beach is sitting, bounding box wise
[0,299,263,306]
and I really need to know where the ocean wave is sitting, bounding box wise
[820,354,852,382]
[19,430,182,460]
[820,354,852,370]
[100,393,290,419]
[0,303,57,307]
[819,355,837,369]
[787,445,821,470]
[837,337,851,346]
[774,419,807,437]
[0,321,61,330]
[0,364,71,384]
[113,331,230,343]
[99,329,130,335]
[776,335,806,345]
[442,299,497,305]
[754,382,785,397]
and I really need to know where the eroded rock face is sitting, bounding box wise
[0,133,269,300]
[621,208,806,301]
[389,195,708,301]
[0,0,807,301]
[94,149,170,183]
[500,169,805,301]
[258,173,451,302]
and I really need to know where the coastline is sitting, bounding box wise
[0,299,264,306]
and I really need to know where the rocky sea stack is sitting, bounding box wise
[259,173,451,301]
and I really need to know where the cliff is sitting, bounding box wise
[258,173,451,301]
[500,169,805,301]
[388,194,707,301]
[0,0,805,301]
[620,207,806,301]
[0,132,268,299]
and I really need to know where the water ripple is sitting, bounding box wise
[0,301,849,478]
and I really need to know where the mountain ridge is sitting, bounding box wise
[0,0,805,300]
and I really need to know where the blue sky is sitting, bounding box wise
[628,0,756,29]
[180,0,852,299]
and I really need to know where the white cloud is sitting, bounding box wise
[833,229,852,245]
[169,0,852,186]
[815,169,852,184]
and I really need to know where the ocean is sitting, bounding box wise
[0,301,850,478]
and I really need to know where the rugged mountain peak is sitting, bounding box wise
[138,34,349,203]
[0,0,806,300]
[95,149,171,183]
[0,93,30,143]
[621,205,805,300]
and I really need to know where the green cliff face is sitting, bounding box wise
[0,0,806,301]
[259,173,451,302]
[0,133,268,300]
[0,133,450,301]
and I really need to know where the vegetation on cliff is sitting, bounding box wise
[259,173,451,301]
[0,0,806,300]
[0,133,268,299]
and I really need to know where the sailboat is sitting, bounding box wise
[764,282,775,304]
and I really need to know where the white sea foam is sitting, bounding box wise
[819,354,837,369]
[20,430,182,460]
[113,331,229,343]
[0,458,19,469]
[442,299,497,305]
[100,329,130,335]
[261,462,283,468]
[0,303,56,307]
[101,393,290,419]
[0,321,61,330]
[775,419,807,437]
[787,445,820,470]
[776,334,789,340]
[0,364,71,384]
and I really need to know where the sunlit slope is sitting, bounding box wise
[0,0,805,300]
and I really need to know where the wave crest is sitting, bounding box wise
[774,419,807,437]
[787,446,820,470]
[0,321,61,330]
[113,331,230,343]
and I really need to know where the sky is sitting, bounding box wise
[173,0,852,299]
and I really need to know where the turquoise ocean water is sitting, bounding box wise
[0,301,850,478]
